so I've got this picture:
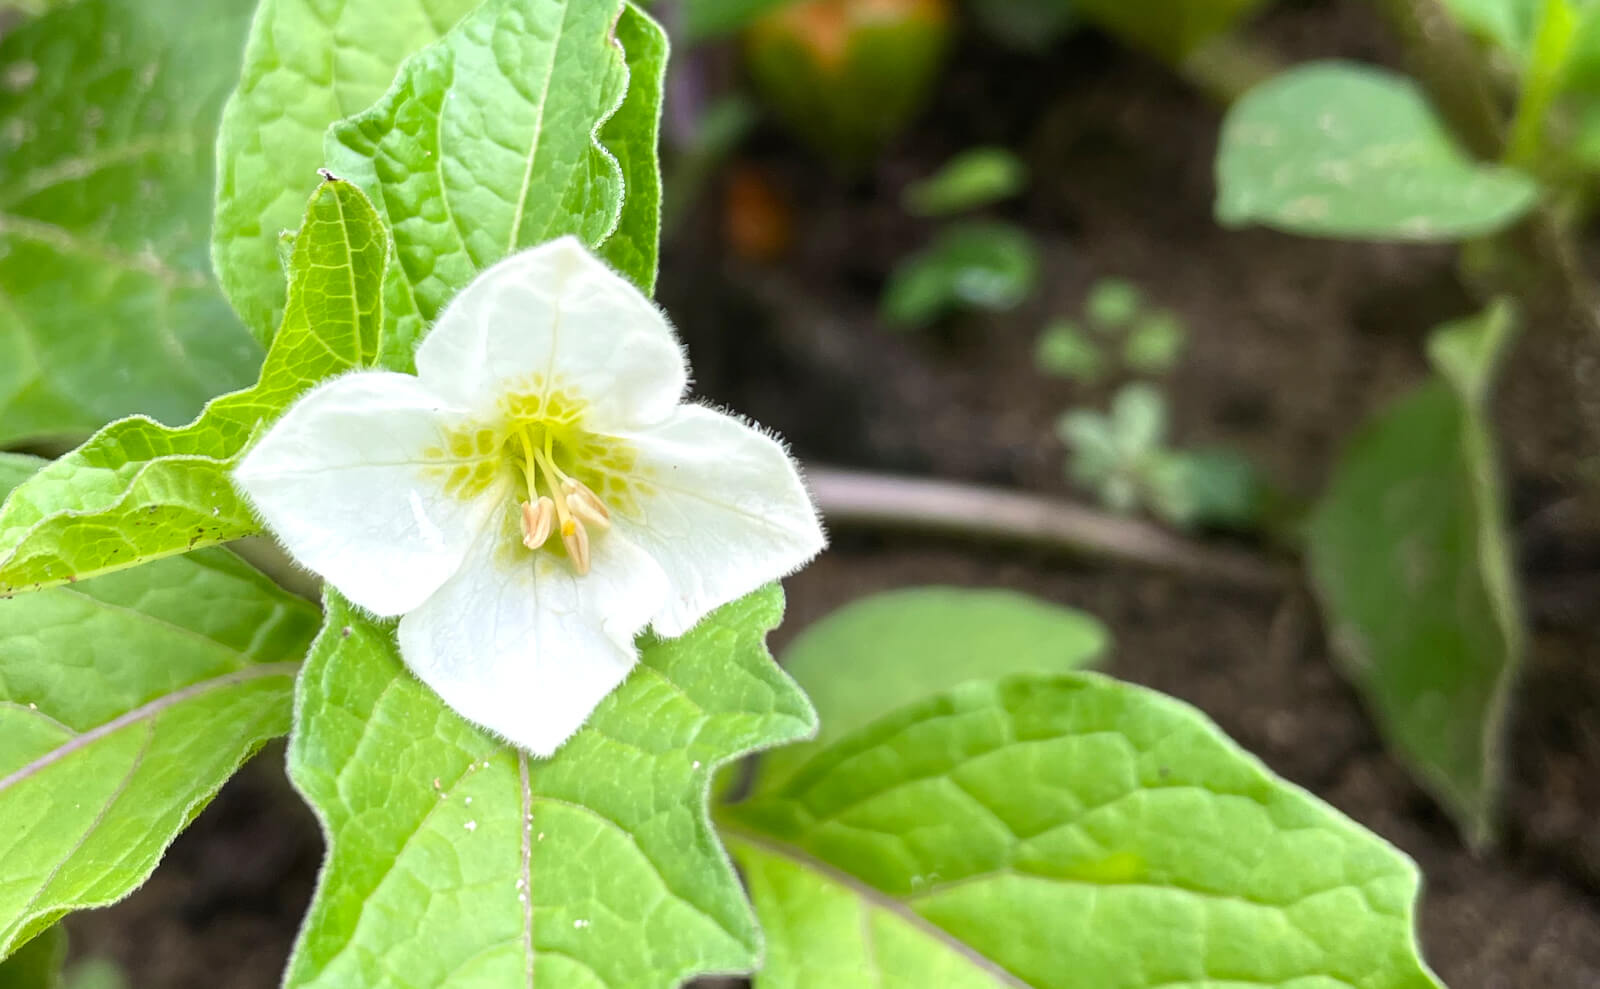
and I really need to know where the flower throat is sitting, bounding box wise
[511,425,611,575]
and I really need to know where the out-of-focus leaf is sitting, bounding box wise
[1085,277,1142,331]
[1216,62,1540,240]
[1439,0,1540,55]
[1034,319,1104,382]
[0,0,262,446]
[211,0,480,342]
[0,924,63,988]
[59,960,123,989]
[0,454,318,959]
[681,0,791,39]
[754,587,1108,794]
[0,180,385,595]
[903,147,1027,216]
[1122,309,1186,372]
[283,588,814,989]
[1505,0,1580,166]
[882,222,1038,328]
[726,672,1444,989]
[1146,447,1264,530]
[1072,0,1269,61]
[1307,302,1523,847]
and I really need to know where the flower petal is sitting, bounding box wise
[414,236,687,432]
[396,514,670,756]
[234,371,506,616]
[609,404,825,637]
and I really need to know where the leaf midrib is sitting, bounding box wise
[0,660,299,794]
[717,823,1034,989]
[0,132,197,208]
[0,212,206,288]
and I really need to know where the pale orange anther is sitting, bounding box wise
[520,497,555,550]
[563,478,611,530]
[562,517,591,575]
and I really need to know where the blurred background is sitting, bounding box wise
[11,0,1600,985]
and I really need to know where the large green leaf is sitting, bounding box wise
[1307,303,1523,848]
[1216,61,1540,240]
[0,0,262,446]
[211,0,481,343]
[0,453,319,959]
[755,587,1108,794]
[283,587,815,989]
[725,673,1444,989]
[325,0,666,370]
[0,179,386,597]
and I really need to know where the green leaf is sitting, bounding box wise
[1033,319,1104,382]
[0,179,386,597]
[731,841,1016,989]
[1070,0,1269,61]
[882,222,1038,329]
[680,0,791,40]
[1145,447,1265,531]
[1307,302,1523,847]
[59,960,123,989]
[1216,61,1540,240]
[756,587,1108,795]
[1084,277,1142,331]
[0,0,263,446]
[1439,0,1540,54]
[1505,0,1581,167]
[0,453,319,959]
[282,586,815,989]
[902,147,1027,217]
[0,925,63,989]
[595,4,670,295]
[211,0,480,343]
[726,672,1444,989]
[1122,309,1186,373]
[325,0,666,371]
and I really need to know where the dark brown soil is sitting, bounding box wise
[65,1,1600,986]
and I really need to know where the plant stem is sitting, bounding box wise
[806,466,1292,590]
[1369,0,1507,159]
[1374,0,1600,487]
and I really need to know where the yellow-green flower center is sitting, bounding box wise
[508,423,613,574]
[424,388,642,576]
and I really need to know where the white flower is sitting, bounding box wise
[234,237,825,756]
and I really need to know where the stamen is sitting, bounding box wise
[514,425,612,575]
[563,479,611,530]
[520,497,555,550]
[562,517,591,575]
